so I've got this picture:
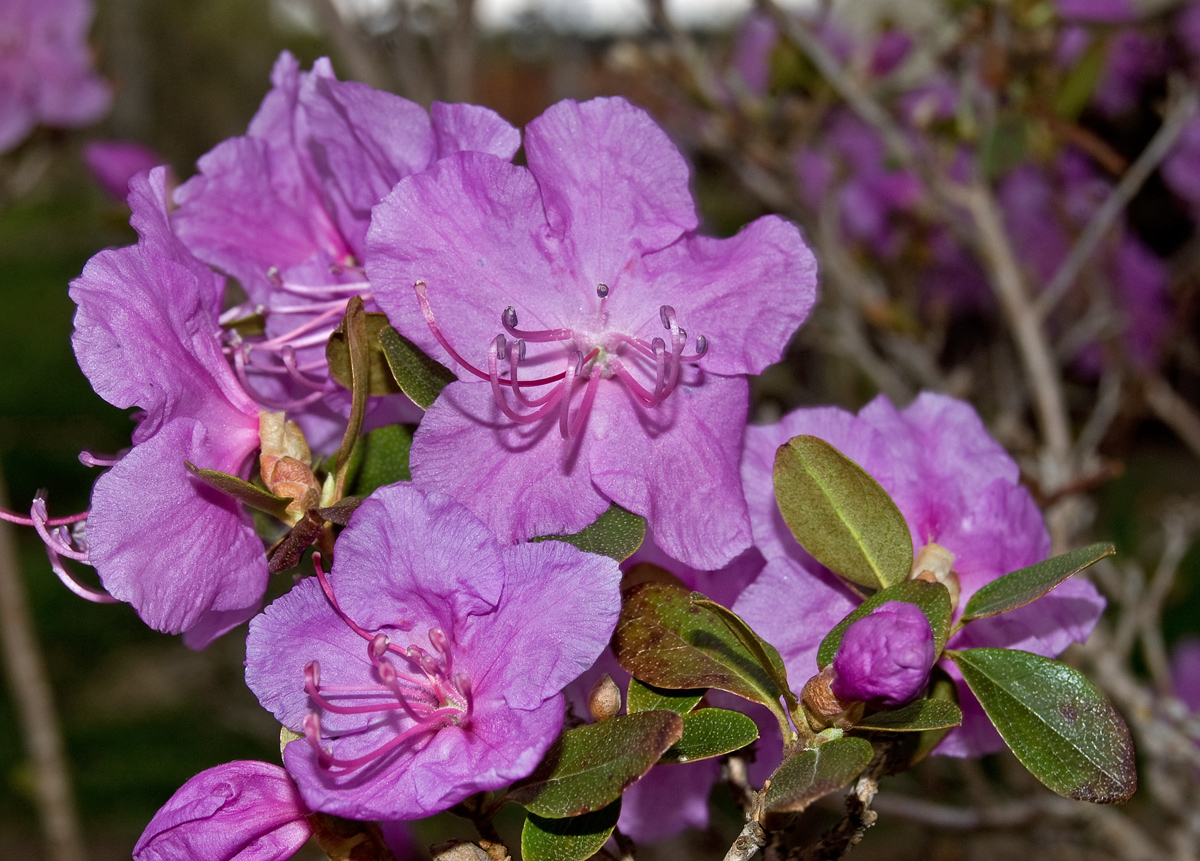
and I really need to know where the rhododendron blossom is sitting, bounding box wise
[245,483,622,820]
[734,393,1107,756]
[367,96,817,569]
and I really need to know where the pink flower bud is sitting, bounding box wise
[831,602,935,710]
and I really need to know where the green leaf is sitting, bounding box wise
[521,800,621,861]
[1055,36,1108,120]
[326,311,404,397]
[773,435,913,590]
[660,708,759,764]
[331,297,370,480]
[854,698,962,733]
[817,579,952,668]
[351,424,413,497]
[626,679,704,716]
[949,648,1136,803]
[613,581,792,735]
[690,594,797,712]
[961,543,1115,623]
[534,504,646,562]
[185,463,293,519]
[508,711,684,817]
[379,325,456,410]
[762,737,874,814]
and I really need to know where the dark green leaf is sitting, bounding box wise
[508,711,684,817]
[327,311,404,397]
[613,582,791,733]
[855,698,962,732]
[762,737,874,814]
[773,435,912,590]
[690,595,797,711]
[962,543,1115,622]
[351,424,413,497]
[949,648,1136,803]
[332,297,370,478]
[521,800,621,861]
[660,708,759,764]
[1055,36,1108,120]
[534,504,646,562]
[817,580,952,668]
[889,667,960,769]
[379,325,456,410]
[186,462,293,519]
[626,679,703,716]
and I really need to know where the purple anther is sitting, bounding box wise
[305,661,320,690]
[660,305,675,329]
[266,266,283,286]
[693,335,708,357]
[370,633,390,661]
[493,333,507,358]
[516,339,527,361]
[596,283,610,298]
[503,306,519,328]
[429,628,449,654]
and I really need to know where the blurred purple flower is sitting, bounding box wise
[831,602,935,709]
[246,483,622,821]
[731,12,777,97]
[1053,0,1138,22]
[1164,116,1200,209]
[172,52,519,448]
[133,761,311,861]
[367,96,816,570]
[734,393,1106,756]
[82,140,163,200]
[0,0,111,152]
[1171,636,1200,711]
[68,167,266,648]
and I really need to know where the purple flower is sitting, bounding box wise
[1053,0,1138,23]
[172,53,519,449]
[1171,636,1200,712]
[831,602,935,709]
[367,97,816,570]
[68,167,267,647]
[1164,116,1200,209]
[0,0,111,152]
[82,140,163,200]
[245,483,622,820]
[133,761,311,861]
[734,393,1106,756]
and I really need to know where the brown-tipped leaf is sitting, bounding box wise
[950,648,1136,803]
[613,581,791,731]
[961,543,1115,622]
[773,435,912,590]
[327,311,404,397]
[185,463,293,519]
[762,737,874,814]
[508,710,683,818]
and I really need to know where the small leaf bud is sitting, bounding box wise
[588,673,622,722]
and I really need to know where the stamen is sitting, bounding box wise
[596,283,609,298]
[509,341,556,408]
[233,347,325,411]
[79,451,121,468]
[487,337,563,424]
[280,346,328,392]
[558,352,582,438]
[30,498,88,562]
[44,545,116,603]
[565,370,602,438]
[501,305,574,343]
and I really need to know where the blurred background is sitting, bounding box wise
[2,0,1200,858]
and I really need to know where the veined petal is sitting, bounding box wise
[431,101,521,161]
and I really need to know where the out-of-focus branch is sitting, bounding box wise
[1144,374,1200,460]
[0,481,85,861]
[312,0,392,90]
[444,0,477,103]
[1036,84,1199,319]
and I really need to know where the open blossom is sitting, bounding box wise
[82,140,163,200]
[831,602,936,709]
[0,0,111,152]
[367,96,816,569]
[173,52,519,448]
[67,167,266,647]
[245,483,622,820]
[133,762,311,861]
[734,393,1106,756]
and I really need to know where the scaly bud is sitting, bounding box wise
[258,412,321,522]
[588,674,622,722]
[801,666,864,730]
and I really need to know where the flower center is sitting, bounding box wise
[299,558,473,773]
[414,280,709,439]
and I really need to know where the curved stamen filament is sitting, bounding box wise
[501,306,574,343]
[509,341,558,408]
[276,279,370,298]
[31,498,88,562]
[488,337,564,424]
[232,347,325,411]
[280,346,329,392]
[563,369,601,439]
[44,545,116,603]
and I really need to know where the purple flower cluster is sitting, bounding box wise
[0,0,110,152]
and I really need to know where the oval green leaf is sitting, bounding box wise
[690,594,796,711]
[773,435,913,590]
[660,708,759,764]
[508,710,684,818]
[816,579,952,668]
[379,325,456,410]
[613,582,791,733]
[350,424,413,497]
[627,679,704,716]
[949,648,1136,803]
[961,543,1115,622]
[762,736,874,814]
[854,698,962,733]
[534,504,646,562]
[521,800,621,861]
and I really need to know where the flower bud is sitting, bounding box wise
[909,542,960,609]
[801,666,864,730]
[588,673,622,722]
[831,602,935,709]
[258,412,321,520]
